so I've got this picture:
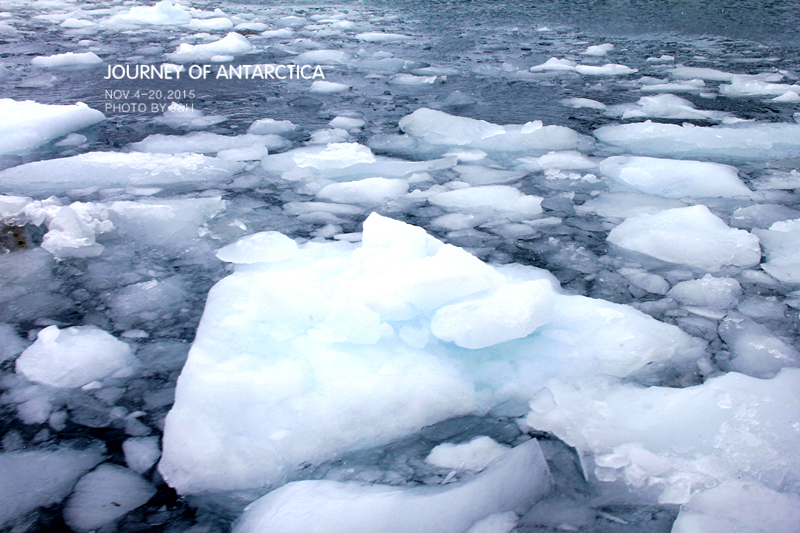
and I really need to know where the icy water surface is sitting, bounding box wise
[1,0,800,532]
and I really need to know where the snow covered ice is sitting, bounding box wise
[1,0,800,531]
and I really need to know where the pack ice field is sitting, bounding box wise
[0,1,800,533]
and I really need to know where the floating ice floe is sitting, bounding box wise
[129,131,290,154]
[216,231,298,264]
[153,102,227,129]
[720,75,800,97]
[428,185,543,220]
[526,368,800,505]
[605,94,728,121]
[316,177,409,205]
[0,323,27,363]
[718,313,799,378]
[529,58,635,75]
[607,205,761,271]
[0,446,105,529]
[104,276,188,330]
[0,99,104,155]
[598,155,752,198]
[355,31,413,42]
[31,51,102,69]
[294,49,348,64]
[668,66,738,82]
[594,120,800,162]
[232,439,550,533]
[188,16,233,31]
[16,325,137,389]
[168,32,253,62]
[309,80,350,93]
[639,78,706,94]
[262,142,455,181]
[671,480,800,533]
[425,436,511,472]
[0,152,245,195]
[110,0,192,25]
[329,116,365,130]
[123,436,162,474]
[730,204,800,229]
[247,117,298,135]
[667,275,742,309]
[398,108,581,153]
[574,63,637,76]
[582,43,614,56]
[60,17,95,29]
[561,97,607,110]
[63,464,157,533]
[753,219,800,283]
[529,58,578,72]
[575,192,686,219]
[3,195,225,257]
[454,165,528,185]
[260,28,294,38]
[159,214,705,495]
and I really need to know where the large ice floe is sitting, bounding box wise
[0,152,245,195]
[160,214,706,498]
[0,99,104,155]
[595,121,800,162]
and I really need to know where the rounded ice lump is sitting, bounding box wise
[15,325,137,389]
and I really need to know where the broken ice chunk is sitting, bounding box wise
[216,231,298,264]
[123,437,162,474]
[63,464,157,533]
[16,326,138,389]
[0,323,27,363]
[599,155,751,198]
[428,185,543,220]
[606,94,728,121]
[0,99,104,155]
[526,369,800,504]
[582,43,614,56]
[431,280,555,349]
[607,205,761,271]
[595,121,800,162]
[247,117,298,135]
[294,142,375,168]
[574,63,637,76]
[718,313,799,378]
[668,275,742,309]
[167,32,253,62]
[529,57,577,72]
[753,219,800,284]
[128,131,290,154]
[671,481,800,533]
[110,0,192,25]
[232,439,550,533]
[316,177,409,205]
[425,436,511,471]
[399,108,581,152]
[0,152,245,195]
[31,52,102,69]
[0,446,105,529]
